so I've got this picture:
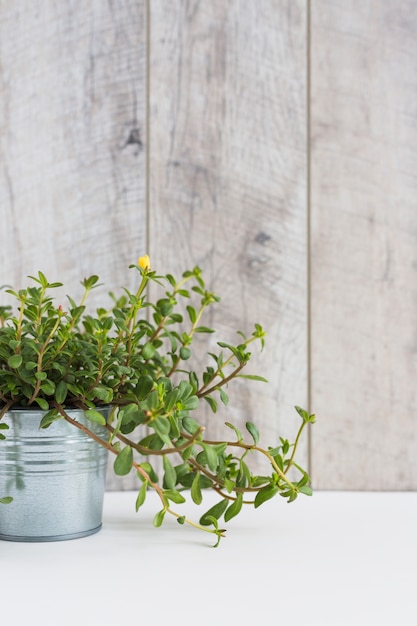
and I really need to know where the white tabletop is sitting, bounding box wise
[2,490,416,625]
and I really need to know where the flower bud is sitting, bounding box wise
[138,255,151,271]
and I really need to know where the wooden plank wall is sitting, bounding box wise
[0,0,148,489]
[149,0,308,481]
[1,0,416,493]
[310,0,417,490]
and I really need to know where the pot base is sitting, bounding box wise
[0,523,102,543]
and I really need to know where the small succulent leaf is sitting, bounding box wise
[153,509,166,527]
[225,422,243,442]
[201,443,218,472]
[224,493,243,522]
[199,499,229,526]
[85,409,107,425]
[39,409,62,429]
[237,374,268,383]
[135,375,154,400]
[7,354,22,369]
[204,395,217,413]
[142,342,156,360]
[179,346,191,360]
[55,381,68,404]
[246,421,260,445]
[191,472,202,505]
[254,484,279,508]
[294,406,310,422]
[135,481,148,512]
[34,398,49,410]
[219,389,229,406]
[0,496,13,504]
[186,305,197,324]
[162,455,177,490]
[182,417,200,435]
[163,490,186,504]
[114,445,134,476]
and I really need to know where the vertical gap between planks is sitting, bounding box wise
[145,0,151,258]
[306,0,313,484]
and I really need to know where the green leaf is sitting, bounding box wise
[163,455,177,490]
[34,397,49,410]
[295,406,310,422]
[39,409,62,429]
[142,342,155,360]
[7,354,22,369]
[55,381,68,404]
[24,361,38,371]
[135,375,154,400]
[191,472,202,505]
[186,305,197,324]
[219,389,229,405]
[246,421,260,445]
[254,484,279,508]
[183,395,199,410]
[273,453,284,471]
[225,421,243,442]
[114,445,133,476]
[93,385,113,402]
[153,509,166,527]
[0,496,13,504]
[40,381,55,396]
[194,326,215,333]
[157,298,173,316]
[137,462,159,483]
[237,374,268,383]
[204,395,217,413]
[163,489,186,504]
[199,499,229,526]
[299,485,313,496]
[82,275,100,289]
[180,346,191,360]
[85,409,107,425]
[182,417,200,435]
[224,493,243,522]
[153,416,172,446]
[201,443,218,472]
[135,481,148,512]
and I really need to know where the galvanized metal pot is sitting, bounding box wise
[0,407,109,542]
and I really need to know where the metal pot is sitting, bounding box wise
[0,407,109,542]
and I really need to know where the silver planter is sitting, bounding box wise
[0,407,109,542]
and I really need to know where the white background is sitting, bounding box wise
[2,490,416,626]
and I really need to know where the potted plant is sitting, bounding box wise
[0,255,315,546]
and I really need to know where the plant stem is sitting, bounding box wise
[197,362,246,398]
[28,314,63,405]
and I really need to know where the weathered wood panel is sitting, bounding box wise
[0,0,147,489]
[310,0,417,489]
[149,1,308,474]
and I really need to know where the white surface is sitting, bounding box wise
[2,490,416,625]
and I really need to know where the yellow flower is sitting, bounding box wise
[138,254,151,271]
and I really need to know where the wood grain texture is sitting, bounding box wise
[149,0,308,474]
[310,0,417,489]
[0,0,147,490]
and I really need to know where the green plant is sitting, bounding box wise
[0,256,315,545]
